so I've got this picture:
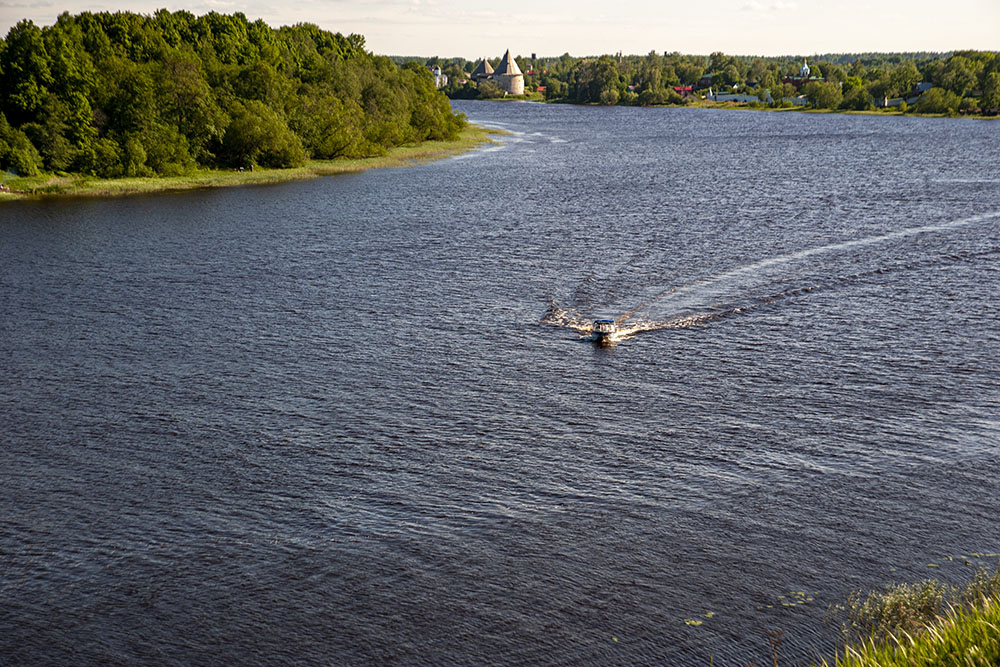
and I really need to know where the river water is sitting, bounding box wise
[2,101,999,665]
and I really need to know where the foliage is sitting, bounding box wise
[465,48,998,114]
[0,11,465,177]
[835,579,947,645]
[827,567,1000,652]
[803,81,843,108]
[914,87,963,114]
[0,123,494,198]
[476,80,505,100]
[819,595,1000,666]
[840,85,874,110]
[0,112,43,175]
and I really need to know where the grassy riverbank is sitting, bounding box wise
[674,99,998,119]
[818,567,1000,666]
[823,598,1000,666]
[0,125,498,201]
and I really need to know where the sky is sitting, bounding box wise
[1,0,998,60]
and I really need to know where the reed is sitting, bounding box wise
[818,567,1000,666]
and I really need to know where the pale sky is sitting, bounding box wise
[1,0,997,59]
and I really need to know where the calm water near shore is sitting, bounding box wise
[2,101,999,665]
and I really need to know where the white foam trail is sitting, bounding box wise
[666,210,1000,306]
[931,178,1000,184]
[545,210,1000,342]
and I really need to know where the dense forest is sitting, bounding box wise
[0,11,466,178]
[415,50,1000,114]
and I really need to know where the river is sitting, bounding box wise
[2,101,999,664]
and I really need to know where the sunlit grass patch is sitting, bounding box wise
[818,567,1000,666]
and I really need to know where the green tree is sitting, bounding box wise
[840,85,873,110]
[940,56,979,97]
[573,56,620,104]
[0,111,43,174]
[476,80,504,99]
[982,72,1000,112]
[890,61,921,97]
[0,20,53,124]
[915,87,962,114]
[220,100,306,168]
[0,10,466,177]
[676,61,703,85]
[291,90,364,158]
[803,81,842,108]
[543,79,568,100]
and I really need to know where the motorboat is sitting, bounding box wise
[591,319,617,344]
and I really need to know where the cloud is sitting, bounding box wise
[1,1,57,8]
[740,0,798,12]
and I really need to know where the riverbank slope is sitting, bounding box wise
[0,125,498,202]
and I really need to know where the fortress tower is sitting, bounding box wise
[493,50,524,96]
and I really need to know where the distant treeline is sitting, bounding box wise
[407,51,1000,114]
[0,11,466,177]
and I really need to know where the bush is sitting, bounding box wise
[836,579,946,645]
[221,101,306,169]
[803,81,843,109]
[599,88,619,105]
[0,113,43,175]
[915,87,962,114]
[821,570,1000,667]
[831,567,1000,648]
[476,80,504,99]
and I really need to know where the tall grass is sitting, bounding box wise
[818,567,1000,666]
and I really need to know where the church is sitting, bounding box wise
[472,50,524,96]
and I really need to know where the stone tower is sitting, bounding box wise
[494,50,524,96]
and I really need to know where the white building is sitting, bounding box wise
[428,65,448,89]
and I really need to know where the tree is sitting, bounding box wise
[0,10,466,177]
[543,79,568,100]
[940,56,979,97]
[914,87,962,114]
[0,20,53,124]
[0,111,43,174]
[889,61,920,97]
[220,100,306,168]
[676,61,703,86]
[982,72,1000,113]
[476,80,504,99]
[840,85,873,110]
[572,56,620,104]
[291,90,364,158]
[803,81,842,108]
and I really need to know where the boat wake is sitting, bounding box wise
[543,210,1000,344]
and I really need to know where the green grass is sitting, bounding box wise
[818,568,1000,666]
[0,124,499,201]
[820,596,1000,666]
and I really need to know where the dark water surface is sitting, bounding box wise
[2,101,1000,665]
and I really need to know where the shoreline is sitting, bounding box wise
[0,125,499,202]
[471,94,996,119]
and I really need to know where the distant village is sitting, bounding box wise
[428,49,526,96]
[419,50,998,115]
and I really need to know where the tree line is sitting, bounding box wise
[0,11,466,178]
[416,50,1000,114]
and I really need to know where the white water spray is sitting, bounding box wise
[544,210,1000,343]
